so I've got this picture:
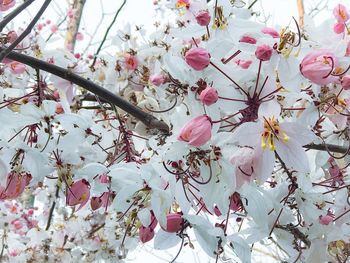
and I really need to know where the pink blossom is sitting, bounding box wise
[76,32,84,41]
[9,61,25,74]
[185,47,211,71]
[341,76,350,89]
[255,44,273,61]
[195,10,211,26]
[261,27,280,38]
[178,115,212,147]
[235,59,252,69]
[333,4,349,23]
[0,171,31,200]
[319,214,334,225]
[162,213,183,233]
[7,31,17,43]
[149,73,165,86]
[66,179,90,210]
[199,86,218,106]
[333,22,345,34]
[124,53,138,71]
[0,0,16,11]
[300,49,338,85]
[239,35,257,44]
[50,25,58,33]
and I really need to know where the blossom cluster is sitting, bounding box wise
[0,0,350,262]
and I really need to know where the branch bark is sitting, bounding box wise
[65,0,87,52]
[2,48,169,132]
[303,143,349,154]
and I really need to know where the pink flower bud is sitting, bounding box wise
[300,49,338,85]
[90,196,103,211]
[195,10,211,26]
[7,31,17,43]
[255,44,273,61]
[149,73,165,86]
[341,76,350,90]
[346,41,350,56]
[319,215,333,225]
[199,86,218,106]
[139,226,155,243]
[333,4,349,23]
[163,213,183,233]
[0,171,31,200]
[239,35,257,44]
[76,32,84,41]
[178,115,212,147]
[261,27,280,38]
[333,22,345,34]
[185,47,210,71]
[50,25,58,33]
[213,206,222,216]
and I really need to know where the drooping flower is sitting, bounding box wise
[66,179,90,210]
[178,115,212,147]
[300,49,338,85]
[185,47,210,71]
[333,4,349,23]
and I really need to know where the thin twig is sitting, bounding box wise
[90,0,127,69]
[303,143,349,155]
[2,48,169,132]
[0,0,52,62]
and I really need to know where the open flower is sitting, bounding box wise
[178,115,212,147]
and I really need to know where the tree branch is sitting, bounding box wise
[0,0,52,62]
[90,0,127,69]
[0,0,36,33]
[2,48,170,132]
[65,0,87,52]
[296,0,305,28]
[303,143,349,154]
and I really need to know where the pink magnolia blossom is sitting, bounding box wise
[0,0,16,11]
[333,22,345,34]
[333,4,349,23]
[178,115,212,147]
[195,10,211,26]
[162,213,183,233]
[255,44,273,61]
[300,49,338,85]
[185,47,210,71]
[199,86,218,106]
[66,179,90,210]
[261,27,280,38]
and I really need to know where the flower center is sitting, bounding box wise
[261,117,289,151]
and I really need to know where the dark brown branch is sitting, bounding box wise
[0,0,52,62]
[2,49,170,132]
[0,0,36,32]
[303,143,349,155]
[90,0,127,69]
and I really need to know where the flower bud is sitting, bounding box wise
[195,10,211,26]
[261,27,280,38]
[149,73,165,86]
[255,44,273,61]
[239,35,257,44]
[199,86,218,106]
[341,76,350,90]
[333,22,345,34]
[319,215,333,225]
[185,47,210,71]
[178,115,212,147]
